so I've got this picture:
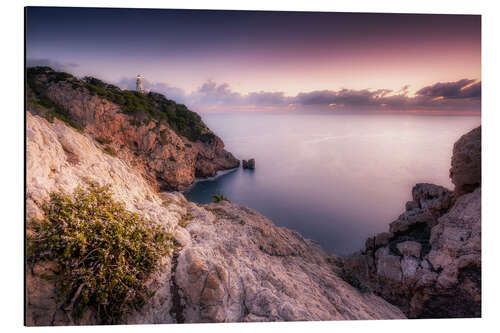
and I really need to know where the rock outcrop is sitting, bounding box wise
[450,126,481,196]
[26,113,405,325]
[26,67,239,191]
[242,158,255,170]
[343,126,481,318]
[173,202,404,322]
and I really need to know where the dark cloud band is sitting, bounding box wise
[416,79,481,99]
[118,77,482,112]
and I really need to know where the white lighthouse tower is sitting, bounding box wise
[136,74,145,94]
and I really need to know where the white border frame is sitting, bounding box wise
[2,0,499,331]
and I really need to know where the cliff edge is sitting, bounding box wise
[26,67,239,191]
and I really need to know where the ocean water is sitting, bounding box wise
[184,113,480,255]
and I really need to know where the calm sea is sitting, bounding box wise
[184,113,480,255]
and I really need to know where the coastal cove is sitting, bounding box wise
[25,66,482,323]
[184,113,481,255]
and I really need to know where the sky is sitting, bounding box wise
[26,7,481,114]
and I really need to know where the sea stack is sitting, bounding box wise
[242,158,255,169]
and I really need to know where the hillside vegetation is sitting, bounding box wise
[26,66,215,143]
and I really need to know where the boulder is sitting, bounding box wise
[375,232,393,247]
[397,241,422,258]
[389,209,434,234]
[365,236,375,251]
[376,253,402,282]
[400,256,420,281]
[389,184,453,234]
[428,188,481,272]
[450,127,481,196]
[405,201,419,211]
[411,183,453,216]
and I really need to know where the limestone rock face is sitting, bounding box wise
[344,186,481,318]
[450,127,481,196]
[375,232,393,247]
[343,127,481,318]
[174,201,405,322]
[397,241,422,258]
[389,183,453,234]
[28,72,239,191]
[26,113,188,325]
[428,188,481,273]
[26,114,405,325]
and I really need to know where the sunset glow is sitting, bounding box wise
[26,8,481,114]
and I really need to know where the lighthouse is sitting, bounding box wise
[136,74,145,94]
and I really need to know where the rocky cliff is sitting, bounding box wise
[26,67,239,191]
[342,127,481,318]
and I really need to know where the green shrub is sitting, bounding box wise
[159,130,168,145]
[51,71,74,83]
[26,68,83,132]
[27,183,175,323]
[26,66,74,84]
[95,136,112,145]
[178,212,193,228]
[102,146,117,156]
[212,194,230,203]
[128,119,142,127]
[35,94,83,131]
